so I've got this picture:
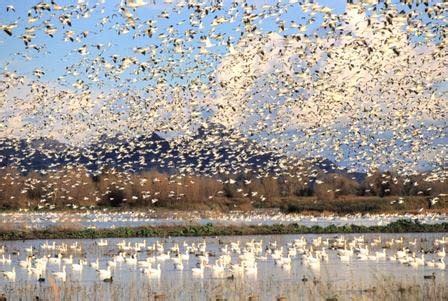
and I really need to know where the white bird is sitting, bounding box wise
[72,259,85,272]
[3,267,16,281]
[192,263,204,276]
[143,264,161,277]
[435,258,445,270]
[97,266,112,280]
[426,260,435,268]
[91,258,99,269]
[173,258,184,271]
[52,266,66,281]
[127,0,147,8]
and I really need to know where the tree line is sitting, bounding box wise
[0,165,446,210]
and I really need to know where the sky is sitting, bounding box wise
[0,0,446,174]
[0,0,346,86]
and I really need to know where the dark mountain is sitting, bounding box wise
[0,137,69,171]
[81,133,172,173]
[311,157,366,182]
[172,124,285,175]
[0,127,366,181]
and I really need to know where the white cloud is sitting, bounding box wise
[209,5,447,172]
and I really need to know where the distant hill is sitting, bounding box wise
[0,125,365,181]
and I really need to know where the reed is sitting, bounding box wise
[1,272,446,300]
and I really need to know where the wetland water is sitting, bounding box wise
[0,233,446,300]
[1,211,447,230]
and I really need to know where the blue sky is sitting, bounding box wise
[0,0,445,173]
[0,0,347,89]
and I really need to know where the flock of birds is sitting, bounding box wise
[2,210,448,229]
[0,235,447,284]
[0,4,447,299]
[0,0,446,205]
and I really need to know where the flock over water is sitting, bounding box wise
[2,210,448,229]
[0,233,447,299]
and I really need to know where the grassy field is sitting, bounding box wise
[4,195,446,215]
[136,195,448,214]
[273,196,447,214]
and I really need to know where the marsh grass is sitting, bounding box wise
[0,219,446,241]
[1,272,446,301]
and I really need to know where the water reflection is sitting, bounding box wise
[0,233,446,300]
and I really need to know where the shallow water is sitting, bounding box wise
[1,210,447,230]
[0,233,447,300]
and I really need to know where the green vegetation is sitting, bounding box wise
[279,196,437,214]
[1,219,447,241]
